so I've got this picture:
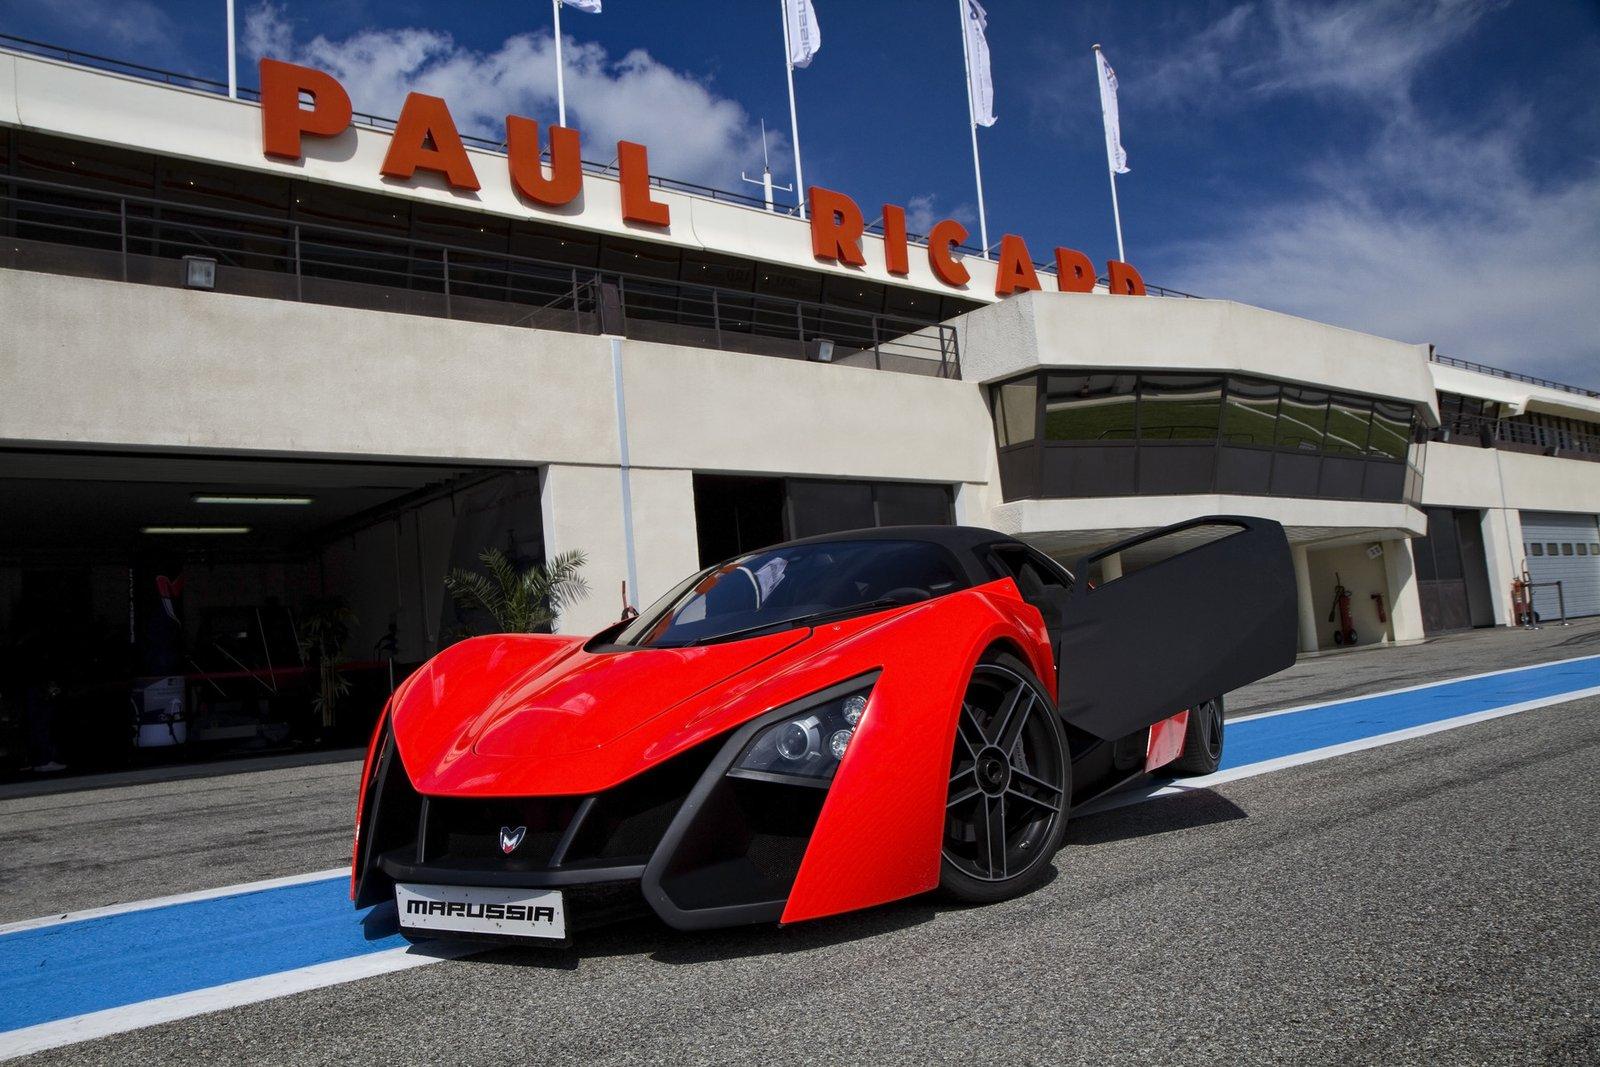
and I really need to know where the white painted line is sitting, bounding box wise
[0,867,350,937]
[0,940,481,1062]
[1079,683,1600,817]
[1226,651,1600,725]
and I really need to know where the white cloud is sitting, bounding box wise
[242,3,773,189]
[1127,0,1598,382]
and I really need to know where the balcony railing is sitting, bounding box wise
[1430,353,1600,400]
[1432,412,1600,461]
[0,172,959,378]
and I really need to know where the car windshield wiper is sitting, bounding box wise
[674,598,904,648]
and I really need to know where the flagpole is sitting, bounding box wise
[225,0,237,99]
[778,0,806,219]
[957,0,990,259]
[1094,44,1125,263]
[553,0,568,127]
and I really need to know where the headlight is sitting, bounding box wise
[729,683,875,787]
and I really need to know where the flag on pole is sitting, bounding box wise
[962,0,996,127]
[785,0,821,69]
[561,0,601,12]
[1095,47,1129,174]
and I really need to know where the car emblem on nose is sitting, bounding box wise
[499,825,527,855]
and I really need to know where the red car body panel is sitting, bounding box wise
[357,578,1056,918]
[1145,709,1190,772]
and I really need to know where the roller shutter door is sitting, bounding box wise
[1521,511,1600,620]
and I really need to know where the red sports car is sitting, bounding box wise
[352,517,1295,942]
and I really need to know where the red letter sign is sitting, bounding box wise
[881,203,910,276]
[259,58,352,161]
[381,92,481,191]
[618,141,670,226]
[927,219,970,287]
[507,117,583,207]
[994,234,1042,296]
[808,187,868,266]
[1108,260,1147,295]
[1053,247,1096,293]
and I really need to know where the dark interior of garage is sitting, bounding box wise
[0,449,542,780]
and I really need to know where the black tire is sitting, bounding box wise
[1168,696,1224,776]
[1333,630,1345,645]
[940,653,1070,904]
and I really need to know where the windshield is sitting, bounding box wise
[613,539,965,648]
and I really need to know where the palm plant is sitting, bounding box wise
[444,548,589,635]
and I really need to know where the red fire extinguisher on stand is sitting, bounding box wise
[1328,573,1357,646]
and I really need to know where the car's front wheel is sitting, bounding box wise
[940,654,1070,904]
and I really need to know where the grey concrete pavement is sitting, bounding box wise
[24,692,1600,1065]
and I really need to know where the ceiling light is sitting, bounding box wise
[191,494,314,506]
[142,526,251,535]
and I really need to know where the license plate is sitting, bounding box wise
[395,883,566,940]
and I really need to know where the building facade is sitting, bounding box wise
[3,43,1598,771]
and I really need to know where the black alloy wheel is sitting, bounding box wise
[940,655,1069,903]
[1169,695,1225,776]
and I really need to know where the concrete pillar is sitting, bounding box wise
[624,467,701,609]
[1382,538,1426,642]
[1291,543,1318,654]
[1480,507,1525,626]
[539,464,701,635]
[539,464,632,636]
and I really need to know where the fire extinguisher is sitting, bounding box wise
[1511,575,1533,627]
[1328,573,1357,646]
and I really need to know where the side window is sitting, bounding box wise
[990,545,1073,597]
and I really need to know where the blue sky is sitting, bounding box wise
[2,0,1597,381]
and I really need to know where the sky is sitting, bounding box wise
[2,0,1598,383]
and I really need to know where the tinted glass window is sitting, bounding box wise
[991,545,1072,596]
[1276,388,1328,452]
[994,377,1038,446]
[1563,543,1575,556]
[1325,395,1373,455]
[1530,543,1544,556]
[1045,374,1137,441]
[1140,375,1222,441]
[1369,403,1413,460]
[1547,543,1559,555]
[1579,544,1589,556]
[614,540,964,647]
[1221,378,1279,447]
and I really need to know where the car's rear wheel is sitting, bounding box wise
[1168,695,1224,776]
[940,654,1070,904]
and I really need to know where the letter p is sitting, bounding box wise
[260,58,353,161]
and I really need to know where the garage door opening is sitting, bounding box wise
[692,475,955,567]
[0,450,542,781]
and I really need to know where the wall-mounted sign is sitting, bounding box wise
[259,58,1145,299]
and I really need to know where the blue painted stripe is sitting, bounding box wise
[4,653,1599,1035]
[1222,655,1600,770]
[0,878,397,1030]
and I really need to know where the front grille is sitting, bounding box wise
[412,739,720,872]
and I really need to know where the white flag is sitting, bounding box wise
[561,0,601,12]
[784,0,821,69]
[962,0,996,127]
[1096,47,1129,174]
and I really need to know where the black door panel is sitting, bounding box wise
[1057,516,1296,740]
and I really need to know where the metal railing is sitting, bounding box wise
[1431,352,1600,400]
[1432,412,1600,459]
[0,171,959,377]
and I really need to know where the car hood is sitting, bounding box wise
[389,628,813,794]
